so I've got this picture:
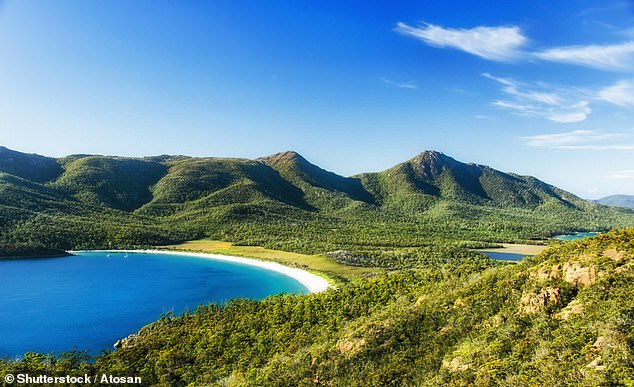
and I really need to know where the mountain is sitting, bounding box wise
[52,155,168,211]
[596,194,634,209]
[359,151,584,209]
[0,146,632,252]
[259,151,375,210]
[0,146,62,183]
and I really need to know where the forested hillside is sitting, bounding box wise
[1,146,633,255]
[3,228,633,385]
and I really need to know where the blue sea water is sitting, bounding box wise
[481,252,528,262]
[554,232,600,241]
[0,251,307,357]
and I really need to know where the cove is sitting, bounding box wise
[554,232,600,241]
[0,251,310,358]
[481,251,528,262]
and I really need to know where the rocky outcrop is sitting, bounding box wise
[114,333,138,349]
[519,287,560,314]
[603,248,624,263]
[562,262,596,287]
[336,338,366,357]
[442,356,470,371]
[554,299,584,320]
[530,264,561,280]
[530,261,596,287]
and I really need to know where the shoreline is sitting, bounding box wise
[71,249,332,294]
[0,253,72,261]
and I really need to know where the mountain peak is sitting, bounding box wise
[412,150,458,166]
[258,151,309,168]
[259,150,375,204]
[268,150,303,160]
[407,151,462,179]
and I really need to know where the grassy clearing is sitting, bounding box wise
[161,239,381,281]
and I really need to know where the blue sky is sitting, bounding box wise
[1,1,633,198]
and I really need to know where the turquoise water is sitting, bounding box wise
[481,252,528,262]
[554,232,600,241]
[0,251,307,357]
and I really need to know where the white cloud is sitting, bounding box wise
[597,80,634,107]
[534,41,634,70]
[484,74,592,123]
[605,169,634,179]
[394,22,526,62]
[380,77,417,89]
[396,21,634,71]
[483,73,562,105]
[523,130,596,147]
[548,102,592,123]
[523,129,634,150]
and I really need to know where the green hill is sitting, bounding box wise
[52,156,168,211]
[0,146,62,183]
[0,146,632,254]
[142,156,309,212]
[359,151,589,210]
[260,151,375,207]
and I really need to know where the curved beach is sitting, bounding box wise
[72,249,332,293]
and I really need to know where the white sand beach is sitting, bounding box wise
[71,249,332,293]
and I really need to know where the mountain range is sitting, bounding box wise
[596,194,634,209]
[1,146,632,252]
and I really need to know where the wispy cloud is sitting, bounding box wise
[523,129,634,150]
[534,41,634,70]
[597,80,634,107]
[394,22,526,62]
[605,169,634,179]
[380,77,417,89]
[396,21,634,71]
[474,114,498,120]
[484,73,592,123]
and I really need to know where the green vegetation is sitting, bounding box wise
[0,148,634,385]
[2,146,634,384]
[1,147,632,257]
[0,146,62,183]
[164,239,379,280]
[53,156,167,211]
[0,243,70,259]
[3,228,633,385]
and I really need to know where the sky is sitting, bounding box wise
[1,0,633,199]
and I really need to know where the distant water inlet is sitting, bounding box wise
[481,251,528,262]
[479,232,602,261]
[554,232,600,241]
[0,251,308,358]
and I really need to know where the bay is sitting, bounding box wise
[0,251,307,357]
